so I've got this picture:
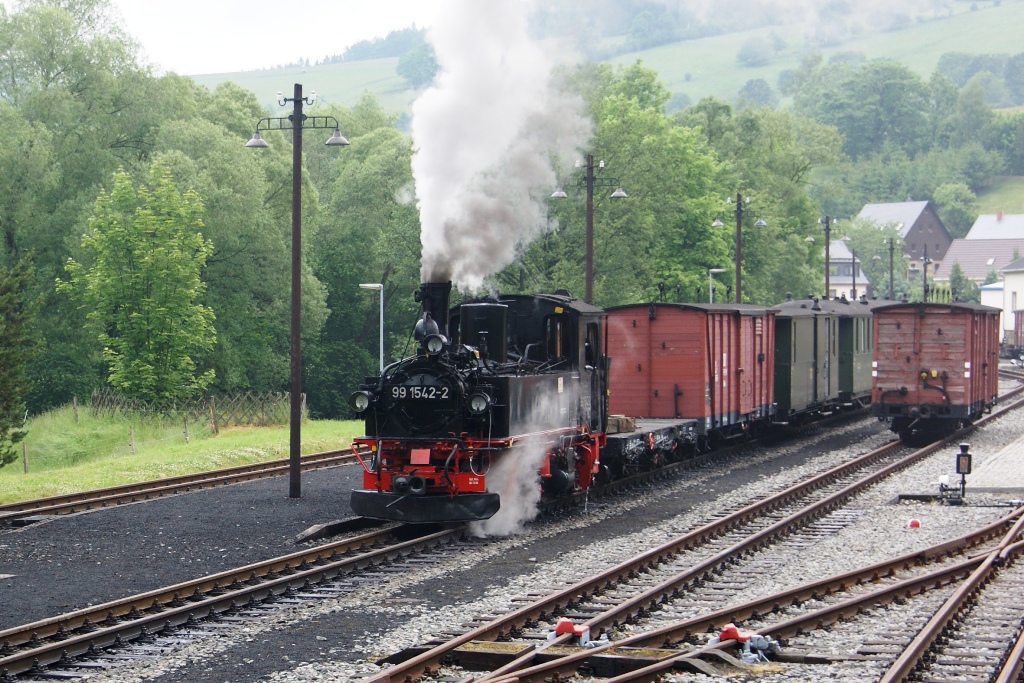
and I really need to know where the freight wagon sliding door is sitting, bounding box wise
[606,310,652,417]
[743,314,774,417]
[650,309,703,419]
[706,311,734,428]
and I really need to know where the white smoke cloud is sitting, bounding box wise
[468,384,580,537]
[411,0,591,289]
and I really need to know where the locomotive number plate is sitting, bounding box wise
[392,386,450,400]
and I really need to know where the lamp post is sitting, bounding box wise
[887,237,895,300]
[246,83,349,499]
[712,193,766,303]
[850,247,857,299]
[708,268,726,303]
[922,244,933,302]
[820,216,834,299]
[360,283,384,374]
[551,154,627,304]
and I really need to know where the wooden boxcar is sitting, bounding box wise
[871,301,1000,443]
[605,303,775,444]
[1013,310,1024,358]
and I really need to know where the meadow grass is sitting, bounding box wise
[611,0,1024,104]
[190,0,1024,113]
[977,176,1024,214]
[0,404,363,505]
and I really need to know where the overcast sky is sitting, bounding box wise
[110,0,444,75]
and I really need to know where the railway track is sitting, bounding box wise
[7,372,1019,529]
[351,390,1024,683]
[0,448,359,526]
[0,522,466,679]
[3,381,1022,679]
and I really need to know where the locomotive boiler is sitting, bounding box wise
[349,282,607,523]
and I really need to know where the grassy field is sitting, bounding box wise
[189,0,1024,113]
[0,405,363,505]
[191,57,419,112]
[978,176,1024,214]
[611,0,1024,104]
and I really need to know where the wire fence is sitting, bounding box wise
[10,390,302,474]
[90,388,302,430]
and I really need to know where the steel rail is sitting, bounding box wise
[364,432,937,683]
[371,393,1024,683]
[878,515,1024,683]
[0,525,461,677]
[472,509,1024,683]
[0,448,358,524]
[514,524,1023,683]
[993,591,1024,683]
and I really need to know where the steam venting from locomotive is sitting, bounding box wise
[469,390,565,538]
[411,0,591,289]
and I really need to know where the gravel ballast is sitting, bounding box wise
[4,405,1023,683]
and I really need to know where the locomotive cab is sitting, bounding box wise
[349,283,607,524]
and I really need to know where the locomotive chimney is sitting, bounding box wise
[415,281,453,337]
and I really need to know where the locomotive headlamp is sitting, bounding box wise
[423,334,447,355]
[468,392,492,415]
[350,391,374,413]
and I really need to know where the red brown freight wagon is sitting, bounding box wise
[871,302,1000,444]
[605,303,775,446]
[1014,310,1024,357]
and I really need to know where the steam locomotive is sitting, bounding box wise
[349,282,606,523]
[349,283,1001,525]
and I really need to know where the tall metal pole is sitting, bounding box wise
[709,270,714,303]
[247,84,348,499]
[888,238,895,300]
[585,153,595,304]
[289,83,304,499]
[923,244,929,302]
[377,286,384,373]
[851,247,856,299]
[823,216,831,299]
[734,192,743,303]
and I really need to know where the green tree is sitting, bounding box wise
[737,36,772,67]
[396,43,438,89]
[795,60,930,160]
[931,183,978,238]
[948,262,980,303]
[1005,52,1024,104]
[516,64,726,306]
[0,255,35,468]
[737,79,777,109]
[58,163,216,401]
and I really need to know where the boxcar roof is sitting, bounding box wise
[605,302,774,316]
[870,301,1001,314]
[772,297,876,317]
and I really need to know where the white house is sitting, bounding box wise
[1001,256,1024,343]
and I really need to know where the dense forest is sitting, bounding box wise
[2,0,1024,463]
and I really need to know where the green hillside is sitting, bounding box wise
[978,176,1024,214]
[612,0,1024,103]
[192,0,1024,112]
[190,57,417,112]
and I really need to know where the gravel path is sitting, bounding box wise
[5,408,1024,683]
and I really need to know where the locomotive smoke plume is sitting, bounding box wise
[411,0,590,289]
[469,387,575,537]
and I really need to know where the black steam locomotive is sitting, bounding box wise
[349,282,607,523]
